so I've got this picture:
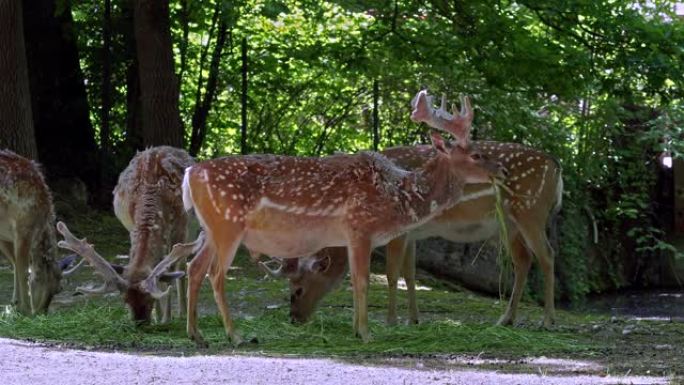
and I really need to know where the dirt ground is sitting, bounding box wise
[0,337,671,385]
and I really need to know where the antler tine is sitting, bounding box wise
[437,94,451,119]
[450,94,472,148]
[258,258,284,278]
[76,282,119,295]
[140,231,206,299]
[410,90,473,149]
[61,258,86,277]
[56,221,129,292]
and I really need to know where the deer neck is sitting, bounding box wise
[128,183,165,282]
[28,193,61,278]
[407,155,463,221]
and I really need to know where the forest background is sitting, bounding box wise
[1,0,683,302]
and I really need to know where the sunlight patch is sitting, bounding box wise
[369,273,432,291]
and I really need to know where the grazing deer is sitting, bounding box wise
[279,96,562,328]
[57,146,196,323]
[143,90,504,345]
[0,150,79,315]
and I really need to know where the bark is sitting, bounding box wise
[177,0,190,88]
[0,0,37,159]
[22,0,99,186]
[122,0,144,153]
[95,0,114,206]
[133,0,184,147]
[101,0,112,159]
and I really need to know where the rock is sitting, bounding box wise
[416,238,501,295]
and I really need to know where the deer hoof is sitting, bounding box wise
[190,333,208,348]
[230,333,244,348]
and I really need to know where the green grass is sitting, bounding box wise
[0,244,597,357]
[0,294,591,357]
[1,209,684,377]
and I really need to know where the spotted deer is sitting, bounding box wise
[57,146,196,323]
[0,150,79,315]
[277,96,562,328]
[142,90,504,345]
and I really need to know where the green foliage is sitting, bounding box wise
[66,0,684,299]
[556,201,601,302]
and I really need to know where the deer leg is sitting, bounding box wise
[497,235,531,326]
[13,236,32,315]
[160,284,172,323]
[521,226,556,328]
[175,260,187,318]
[208,236,242,347]
[173,223,189,318]
[385,236,407,326]
[348,237,371,342]
[186,243,214,346]
[0,241,17,304]
[402,239,419,325]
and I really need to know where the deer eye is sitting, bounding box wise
[471,152,483,160]
[295,288,303,297]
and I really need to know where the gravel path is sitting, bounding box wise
[0,338,667,385]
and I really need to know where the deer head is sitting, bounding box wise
[0,150,82,315]
[259,249,348,323]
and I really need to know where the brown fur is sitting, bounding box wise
[113,146,194,324]
[181,136,502,345]
[0,150,62,315]
[288,140,562,327]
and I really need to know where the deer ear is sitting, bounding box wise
[430,131,448,155]
[312,255,331,273]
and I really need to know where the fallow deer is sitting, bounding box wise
[0,150,79,315]
[143,90,504,345]
[279,95,562,328]
[57,146,197,323]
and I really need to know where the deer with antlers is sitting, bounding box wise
[57,146,197,323]
[278,94,562,328]
[142,90,503,345]
[0,150,79,315]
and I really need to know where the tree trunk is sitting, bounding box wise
[0,0,37,159]
[133,0,184,148]
[101,0,112,161]
[189,5,228,157]
[22,0,99,188]
[121,0,144,154]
